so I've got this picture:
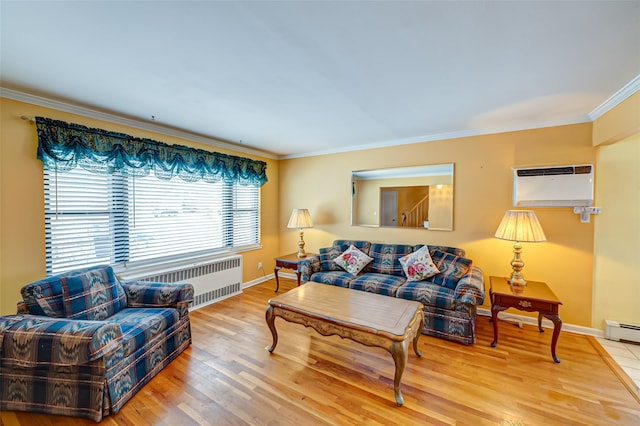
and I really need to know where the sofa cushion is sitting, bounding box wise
[332,240,371,253]
[349,273,407,296]
[367,243,413,276]
[333,245,373,275]
[318,246,343,272]
[429,250,473,290]
[399,245,440,282]
[61,267,126,320]
[104,308,179,357]
[395,281,457,310]
[309,271,356,288]
[413,244,466,258]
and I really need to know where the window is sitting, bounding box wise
[44,167,260,275]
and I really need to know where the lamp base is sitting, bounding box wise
[297,230,307,258]
[508,241,526,286]
[508,275,527,287]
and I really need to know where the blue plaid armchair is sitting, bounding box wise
[0,265,193,422]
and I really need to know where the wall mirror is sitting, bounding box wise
[351,163,454,231]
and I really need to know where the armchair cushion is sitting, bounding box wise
[0,315,122,367]
[430,250,473,290]
[105,308,179,357]
[61,267,126,320]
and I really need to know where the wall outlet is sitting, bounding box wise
[258,262,263,270]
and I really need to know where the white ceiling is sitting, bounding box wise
[1,1,639,159]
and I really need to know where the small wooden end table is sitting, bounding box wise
[273,253,316,293]
[489,276,563,363]
[266,283,423,406]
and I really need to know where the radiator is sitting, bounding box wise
[605,320,640,344]
[138,255,243,310]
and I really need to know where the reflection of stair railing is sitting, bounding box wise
[403,195,429,227]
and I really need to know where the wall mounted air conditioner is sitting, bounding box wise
[513,165,594,207]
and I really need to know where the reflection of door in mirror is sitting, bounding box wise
[380,190,397,226]
[351,163,454,230]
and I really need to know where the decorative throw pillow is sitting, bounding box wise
[333,245,373,275]
[430,250,473,290]
[399,245,440,282]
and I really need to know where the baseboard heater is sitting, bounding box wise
[138,255,243,310]
[605,320,640,344]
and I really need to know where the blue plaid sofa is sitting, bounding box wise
[299,240,485,345]
[0,265,193,422]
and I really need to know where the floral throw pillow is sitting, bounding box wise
[399,245,440,282]
[333,245,373,275]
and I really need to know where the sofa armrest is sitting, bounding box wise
[298,255,321,283]
[120,280,194,308]
[454,266,485,306]
[0,314,122,367]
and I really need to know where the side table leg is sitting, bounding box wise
[490,307,501,347]
[265,305,278,353]
[544,314,562,363]
[389,340,409,406]
[274,266,281,293]
[295,270,301,287]
[538,312,544,332]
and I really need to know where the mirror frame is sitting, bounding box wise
[351,163,454,231]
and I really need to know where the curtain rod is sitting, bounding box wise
[21,115,35,122]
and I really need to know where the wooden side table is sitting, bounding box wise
[489,276,563,363]
[273,253,316,293]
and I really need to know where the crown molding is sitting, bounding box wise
[4,74,637,161]
[282,115,592,159]
[589,74,640,121]
[0,87,278,160]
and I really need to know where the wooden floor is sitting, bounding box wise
[2,278,639,425]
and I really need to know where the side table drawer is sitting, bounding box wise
[494,294,557,314]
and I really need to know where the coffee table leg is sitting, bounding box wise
[265,306,278,353]
[390,340,409,406]
[413,314,423,357]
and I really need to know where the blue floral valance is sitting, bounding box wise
[35,117,267,186]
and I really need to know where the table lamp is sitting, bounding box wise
[494,210,546,286]
[287,208,313,258]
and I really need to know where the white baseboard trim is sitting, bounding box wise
[242,274,274,289]
[477,308,604,338]
[242,271,297,290]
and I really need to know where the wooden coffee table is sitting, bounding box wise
[265,283,424,406]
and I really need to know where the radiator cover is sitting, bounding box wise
[137,255,243,309]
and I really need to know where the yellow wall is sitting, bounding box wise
[5,92,636,330]
[281,123,596,327]
[592,90,640,328]
[592,91,640,146]
[0,98,281,315]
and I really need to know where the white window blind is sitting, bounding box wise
[44,167,259,275]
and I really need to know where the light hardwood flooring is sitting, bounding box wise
[2,278,639,425]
